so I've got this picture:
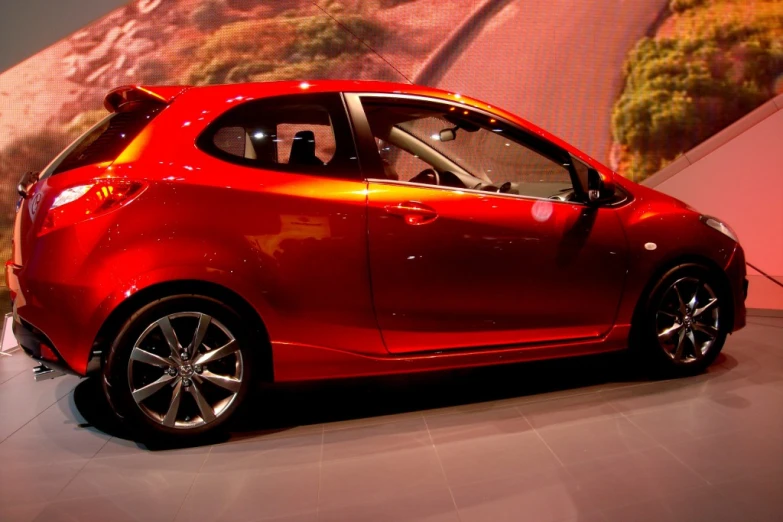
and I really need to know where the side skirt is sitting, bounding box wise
[272,325,631,382]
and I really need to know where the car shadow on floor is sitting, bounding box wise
[71,349,737,450]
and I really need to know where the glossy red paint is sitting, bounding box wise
[366,181,628,353]
[6,80,746,380]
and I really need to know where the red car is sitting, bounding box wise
[8,81,747,437]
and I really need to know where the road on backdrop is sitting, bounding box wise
[430,0,670,164]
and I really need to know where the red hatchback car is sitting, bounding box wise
[8,80,747,437]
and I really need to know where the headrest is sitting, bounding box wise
[291,130,316,157]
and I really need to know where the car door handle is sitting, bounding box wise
[384,201,438,225]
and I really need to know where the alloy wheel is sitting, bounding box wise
[656,277,720,364]
[127,312,243,429]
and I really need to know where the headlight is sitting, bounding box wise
[701,215,738,242]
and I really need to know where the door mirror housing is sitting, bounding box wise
[587,168,615,204]
[17,171,40,199]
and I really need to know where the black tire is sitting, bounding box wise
[632,263,730,376]
[102,295,254,439]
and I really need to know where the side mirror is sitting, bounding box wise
[438,128,456,142]
[17,171,40,199]
[587,168,615,204]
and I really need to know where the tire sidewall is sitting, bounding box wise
[102,295,254,439]
[637,263,730,375]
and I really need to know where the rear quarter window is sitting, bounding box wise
[196,92,360,177]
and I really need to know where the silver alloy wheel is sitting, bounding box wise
[656,277,720,364]
[127,312,243,429]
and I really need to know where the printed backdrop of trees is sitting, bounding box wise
[0,0,780,296]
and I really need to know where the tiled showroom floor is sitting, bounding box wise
[0,317,781,522]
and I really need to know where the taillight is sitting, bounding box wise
[39,179,145,236]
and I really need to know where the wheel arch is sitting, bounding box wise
[89,279,274,382]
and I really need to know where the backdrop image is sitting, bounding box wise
[1,0,781,307]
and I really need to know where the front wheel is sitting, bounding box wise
[103,295,254,438]
[635,264,729,376]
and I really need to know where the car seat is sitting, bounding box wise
[288,130,323,166]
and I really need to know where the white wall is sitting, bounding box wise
[644,94,783,311]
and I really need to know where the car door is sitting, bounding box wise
[346,93,628,354]
[196,92,384,357]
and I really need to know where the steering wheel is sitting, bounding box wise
[472,181,500,192]
[439,171,467,188]
[549,187,575,202]
[410,168,440,186]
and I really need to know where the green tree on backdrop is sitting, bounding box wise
[612,0,783,181]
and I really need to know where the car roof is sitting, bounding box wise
[184,79,498,112]
[112,80,606,171]
[191,79,455,97]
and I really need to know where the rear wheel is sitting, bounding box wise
[635,264,729,375]
[103,295,253,438]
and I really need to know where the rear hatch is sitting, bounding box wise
[9,85,187,269]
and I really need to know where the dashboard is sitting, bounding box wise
[408,168,579,202]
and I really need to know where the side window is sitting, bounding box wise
[376,138,432,182]
[277,123,335,165]
[457,130,571,188]
[199,93,358,177]
[360,97,575,200]
[213,127,247,158]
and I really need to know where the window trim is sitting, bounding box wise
[345,92,589,204]
[365,177,586,206]
[196,92,362,179]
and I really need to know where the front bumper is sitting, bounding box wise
[725,244,748,332]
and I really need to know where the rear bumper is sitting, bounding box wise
[12,315,81,377]
[6,258,99,377]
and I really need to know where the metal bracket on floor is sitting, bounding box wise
[1,312,19,355]
[33,364,65,381]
